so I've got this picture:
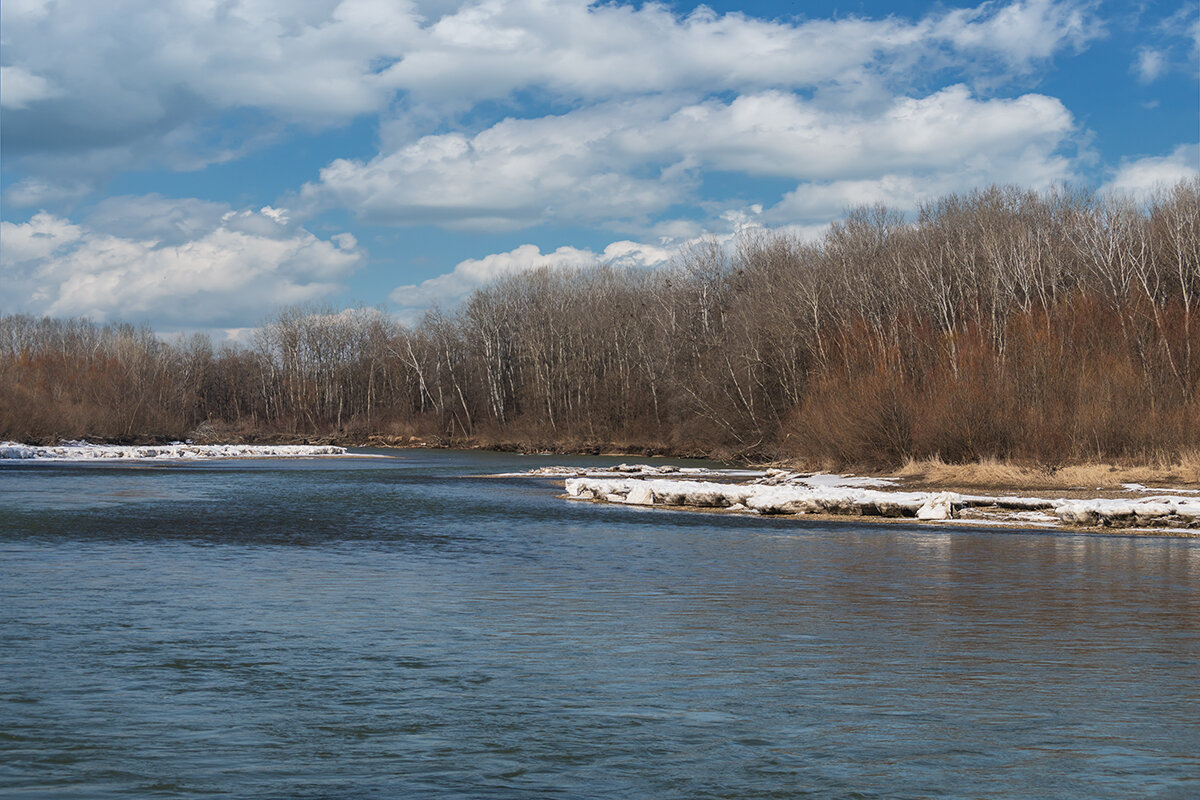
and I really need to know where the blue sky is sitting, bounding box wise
[2,0,1197,335]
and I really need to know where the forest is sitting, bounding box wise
[2,180,1198,468]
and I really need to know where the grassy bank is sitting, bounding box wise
[886,454,1200,494]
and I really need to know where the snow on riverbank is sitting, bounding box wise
[1056,497,1200,528]
[0,441,347,460]
[496,463,767,479]
[535,466,1200,532]
[565,477,991,520]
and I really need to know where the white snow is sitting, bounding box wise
[501,463,766,479]
[752,469,895,488]
[566,477,950,518]
[1121,483,1200,495]
[559,472,1199,532]
[1054,497,1200,528]
[503,463,1200,533]
[0,440,348,461]
[625,483,656,505]
[916,492,958,520]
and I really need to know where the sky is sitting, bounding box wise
[2,0,1198,336]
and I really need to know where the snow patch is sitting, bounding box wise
[565,477,942,518]
[0,441,348,461]
[523,465,1200,533]
[625,484,656,505]
[562,474,1198,532]
[1054,497,1200,528]
[1121,483,1200,495]
[916,492,959,520]
[502,463,766,479]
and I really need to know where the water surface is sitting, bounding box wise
[2,449,1198,798]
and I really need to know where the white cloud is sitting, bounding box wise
[634,86,1074,179]
[379,0,1099,105]
[390,239,673,319]
[766,118,1076,224]
[0,66,62,108]
[0,212,83,264]
[308,85,1078,231]
[0,0,1104,234]
[3,177,94,208]
[933,0,1101,68]
[768,175,948,224]
[1,0,417,125]
[1129,5,1200,86]
[306,98,691,230]
[1101,144,1200,200]
[386,213,841,321]
[1133,47,1168,83]
[1,198,361,327]
[1,0,1100,165]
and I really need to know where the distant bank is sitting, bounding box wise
[4,181,1198,470]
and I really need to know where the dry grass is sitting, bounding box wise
[892,452,1200,492]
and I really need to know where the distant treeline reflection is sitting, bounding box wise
[4,181,1198,466]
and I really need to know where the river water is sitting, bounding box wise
[2,449,1197,799]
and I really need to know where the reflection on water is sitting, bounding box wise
[1,450,1198,799]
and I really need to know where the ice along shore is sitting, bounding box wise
[511,464,1200,536]
[0,440,349,460]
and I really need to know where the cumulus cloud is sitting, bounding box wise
[1,212,84,265]
[1100,144,1200,200]
[0,66,62,109]
[764,101,1076,224]
[1,0,416,135]
[633,86,1075,179]
[1,0,1099,165]
[380,0,1100,105]
[1,198,361,328]
[387,211,835,321]
[304,98,693,230]
[308,85,1078,231]
[932,0,1101,68]
[390,239,674,320]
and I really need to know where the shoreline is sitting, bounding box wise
[14,432,1199,492]
[561,496,1200,538]
[5,436,1198,537]
[536,465,1200,538]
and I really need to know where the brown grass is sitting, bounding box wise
[892,452,1200,492]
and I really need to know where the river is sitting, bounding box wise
[2,449,1197,798]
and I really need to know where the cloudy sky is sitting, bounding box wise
[2,0,1197,334]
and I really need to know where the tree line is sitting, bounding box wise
[2,180,1197,467]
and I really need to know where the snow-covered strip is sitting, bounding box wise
[0,441,347,460]
[505,464,889,485]
[750,469,895,488]
[937,516,1060,528]
[565,477,984,520]
[1121,483,1200,495]
[565,475,1200,530]
[1055,497,1200,527]
[499,463,766,479]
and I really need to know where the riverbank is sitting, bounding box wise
[35,430,1200,489]
[10,429,1200,492]
[9,429,692,457]
[7,430,1199,532]
[500,463,1200,537]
